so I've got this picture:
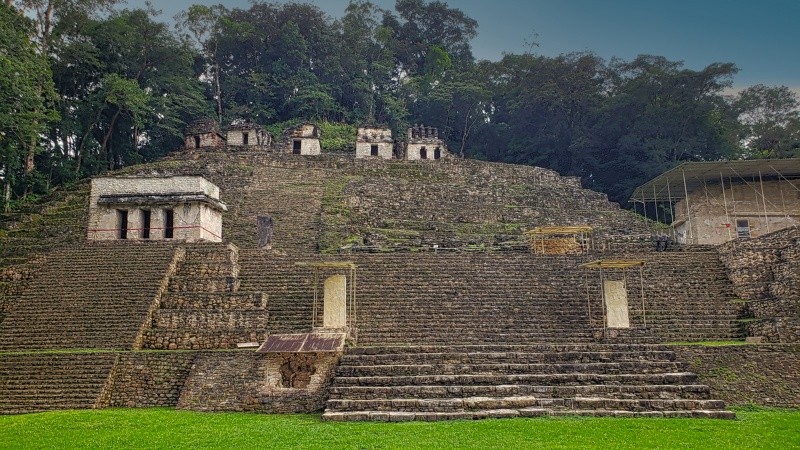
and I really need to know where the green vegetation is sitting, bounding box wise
[3,0,799,214]
[666,341,748,347]
[318,176,358,253]
[0,408,798,449]
[318,121,357,153]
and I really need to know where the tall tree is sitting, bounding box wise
[735,84,800,158]
[175,4,228,122]
[0,3,58,209]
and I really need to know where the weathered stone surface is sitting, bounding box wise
[718,227,799,342]
[108,352,196,408]
[323,275,347,329]
[675,344,800,407]
[176,351,340,413]
[604,280,630,328]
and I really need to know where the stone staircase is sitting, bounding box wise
[633,249,743,341]
[323,344,735,421]
[0,352,117,414]
[0,244,179,351]
[142,243,268,349]
[0,183,90,268]
[234,248,742,345]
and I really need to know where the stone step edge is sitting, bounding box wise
[321,408,737,421]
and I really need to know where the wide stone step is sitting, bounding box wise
[321,408,736,421]
[335,361,686,377]
[339,350,677,365]
[331,372,699,387]
[326,396,727,413]
[328,384,711,400]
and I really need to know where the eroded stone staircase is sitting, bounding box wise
[0,352,117,415]
[142,243,268,349]
[0,244,179,351]
[323,344,735,421]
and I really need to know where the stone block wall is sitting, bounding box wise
[176,351,340,413]
[108,352,196,407]
[87,176,226,242]
[718,226,799,342]
[356,126,393,159]
[674,344,800,407]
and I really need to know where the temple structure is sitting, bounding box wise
[631,159,800,244]
[87,176,227,242]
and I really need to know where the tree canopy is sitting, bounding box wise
[1,0,797,212]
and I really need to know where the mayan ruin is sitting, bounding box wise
[1,123,798,421]
[0,1,798,444]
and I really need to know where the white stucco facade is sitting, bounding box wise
[88,176,227,243]
[355,126,393,159]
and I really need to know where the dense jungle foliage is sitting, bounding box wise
[1,0,798,212]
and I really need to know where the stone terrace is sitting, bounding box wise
[0,352,117,415]
[0,151,750,418]
[142,243,268,350]
[236,249,742,345]
[110,152,662,254]
[0,244,179,351]
[323,343,735,421]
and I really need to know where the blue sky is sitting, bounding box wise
[130,0,800,89]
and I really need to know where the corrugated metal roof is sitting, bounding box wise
[579,259,645,269]
[629,158,800,202]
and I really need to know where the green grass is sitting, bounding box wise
[665,340,748,347]
[1,408,798,449]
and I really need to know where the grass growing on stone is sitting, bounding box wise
[666,340,748,347]
[1,408,799,449]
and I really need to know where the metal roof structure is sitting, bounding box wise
[524,226,593,235]
[579,259,646,270]
[295,261,357,269]
[629,159,800,203]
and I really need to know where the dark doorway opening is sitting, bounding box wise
[164,209,174,239]
[243,132,249,146]
[434,147,441,159]
[117,210,128,239]
[371,144,379,156]
[141,209,151,239]
[420,147,427,159]
[194,135,201,149]
[293,140,302,154]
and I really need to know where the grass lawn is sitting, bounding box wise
[0,408,798,449]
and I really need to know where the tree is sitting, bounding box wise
[589,56,739,201]
[175,4,228,122]
[0,3,59,210]
[735,84,800,158]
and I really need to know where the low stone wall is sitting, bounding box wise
[108,352,196,407]
[674,344,800,407]
[718,226,799,342]
[177,350,340,413]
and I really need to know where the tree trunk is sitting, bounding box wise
[42,0,54,55]
[101,109,122,170]
[213,41,223,123]
[3,162,10,213]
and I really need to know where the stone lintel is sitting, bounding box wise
[97,192,228,212]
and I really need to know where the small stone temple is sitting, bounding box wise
[355,125,393,159]
[87,176,227,242]
[405,124,447,161]
[280,122,321,155]
[184,118,225,150]
[630,159,800,245]
[226,121,272,149]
